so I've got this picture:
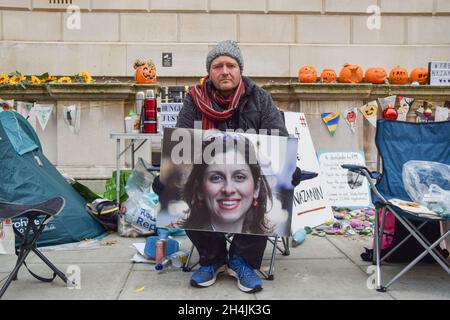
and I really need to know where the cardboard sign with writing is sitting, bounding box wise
[284,112,334,231]
[317,151,371,208]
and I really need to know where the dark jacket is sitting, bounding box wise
[175,76,288,136]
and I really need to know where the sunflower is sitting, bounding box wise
[57,77,72,84]
[9,76,19,85]
[31,75,42,84]
[79,71,93,84]
[0,74,9,84]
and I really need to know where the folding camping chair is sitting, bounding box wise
[342,119,450,292]
[0,197,71,299]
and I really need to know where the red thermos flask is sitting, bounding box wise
[142,89,157,133]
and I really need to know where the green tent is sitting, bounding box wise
[0,110,106,247]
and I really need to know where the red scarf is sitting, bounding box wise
[190,76,245,129]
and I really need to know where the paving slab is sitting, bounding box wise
[254,258,393,300]
[326,235,373,267]
[372,264,450,300]
[119,269,255,300]
[263,235,346,261]
[0,262,131,300]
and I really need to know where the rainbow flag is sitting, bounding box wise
[321,112,340,136]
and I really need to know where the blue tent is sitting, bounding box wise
[0,111,106,247]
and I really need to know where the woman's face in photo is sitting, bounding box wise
[202,151,259,226]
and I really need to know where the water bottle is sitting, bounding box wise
[154,250,189,271]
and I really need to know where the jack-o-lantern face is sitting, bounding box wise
[135,64,157,84]
[365,105,377,117]
[410,68,428,85]
[320,69,337,83]
[365,68,387,84]
[339,64,363,83]
[298,66,317,83]
[389,66,409,84]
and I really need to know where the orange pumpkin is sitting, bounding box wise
[389,66,409,85]
[339,64,363,83]
[134,59,157,84]
[320,69,337,83]
[410,68,428,85]
[365,68,388,84]
[298,66,317,83]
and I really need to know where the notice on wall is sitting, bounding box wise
[317,151,371,208]
[429,61,450,85]
[160,102,182,129]
[284,112,334,232]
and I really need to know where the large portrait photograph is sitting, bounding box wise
[156,128,298,236]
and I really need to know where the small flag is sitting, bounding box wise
[16,101,34,119]
[398,97,414,121]
[359,100,378,127]
[321,112,340,136]
[63,104,81,134]
[435,106,449,122]
[344,107,357,133]
[34,104,54,131]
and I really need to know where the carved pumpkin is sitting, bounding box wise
[339,64,363,83]
[134,59,157,84]
[298,66,318,83]
[389,66,409,85]
[320,69,337,83]
[410,68,428,85]
[365,68,388,84]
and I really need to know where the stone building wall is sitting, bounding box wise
[1,0,449,84]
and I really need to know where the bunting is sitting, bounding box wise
[321,112,340,136]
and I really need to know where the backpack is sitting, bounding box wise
[86,199,120,232]
[361,208,449,263]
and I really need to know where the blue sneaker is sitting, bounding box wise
[190,265,225,287]
[227,256,263,293]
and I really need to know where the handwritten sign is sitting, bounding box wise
[284,112,334,231]
[317,151,371,207]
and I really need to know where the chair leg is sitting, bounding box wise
[374,207,385,292]
[31,247,68,283]
[183,245,197,272]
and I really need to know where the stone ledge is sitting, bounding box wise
[0,83,160,101]
[262,83,450,101]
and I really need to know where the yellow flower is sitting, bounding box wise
[57,77,72,84]
[79,71,93,84]
[0,74,9,84]
[47,75,57,82]
[9,76,19,85]
[31,76,41,84]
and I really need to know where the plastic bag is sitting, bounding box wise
[403,160,450,218]
[118,158,159,237]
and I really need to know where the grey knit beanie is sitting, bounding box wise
[206,40,244,73]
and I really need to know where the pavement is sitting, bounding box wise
[1,233,449,300]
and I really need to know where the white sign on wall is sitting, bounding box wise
[429,61,450,85]
[284,112,334,232]
[160,103,182,129]
[317,151,371,208]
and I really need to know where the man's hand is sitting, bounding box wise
[152,175,164,195]
[291,167,319,187]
